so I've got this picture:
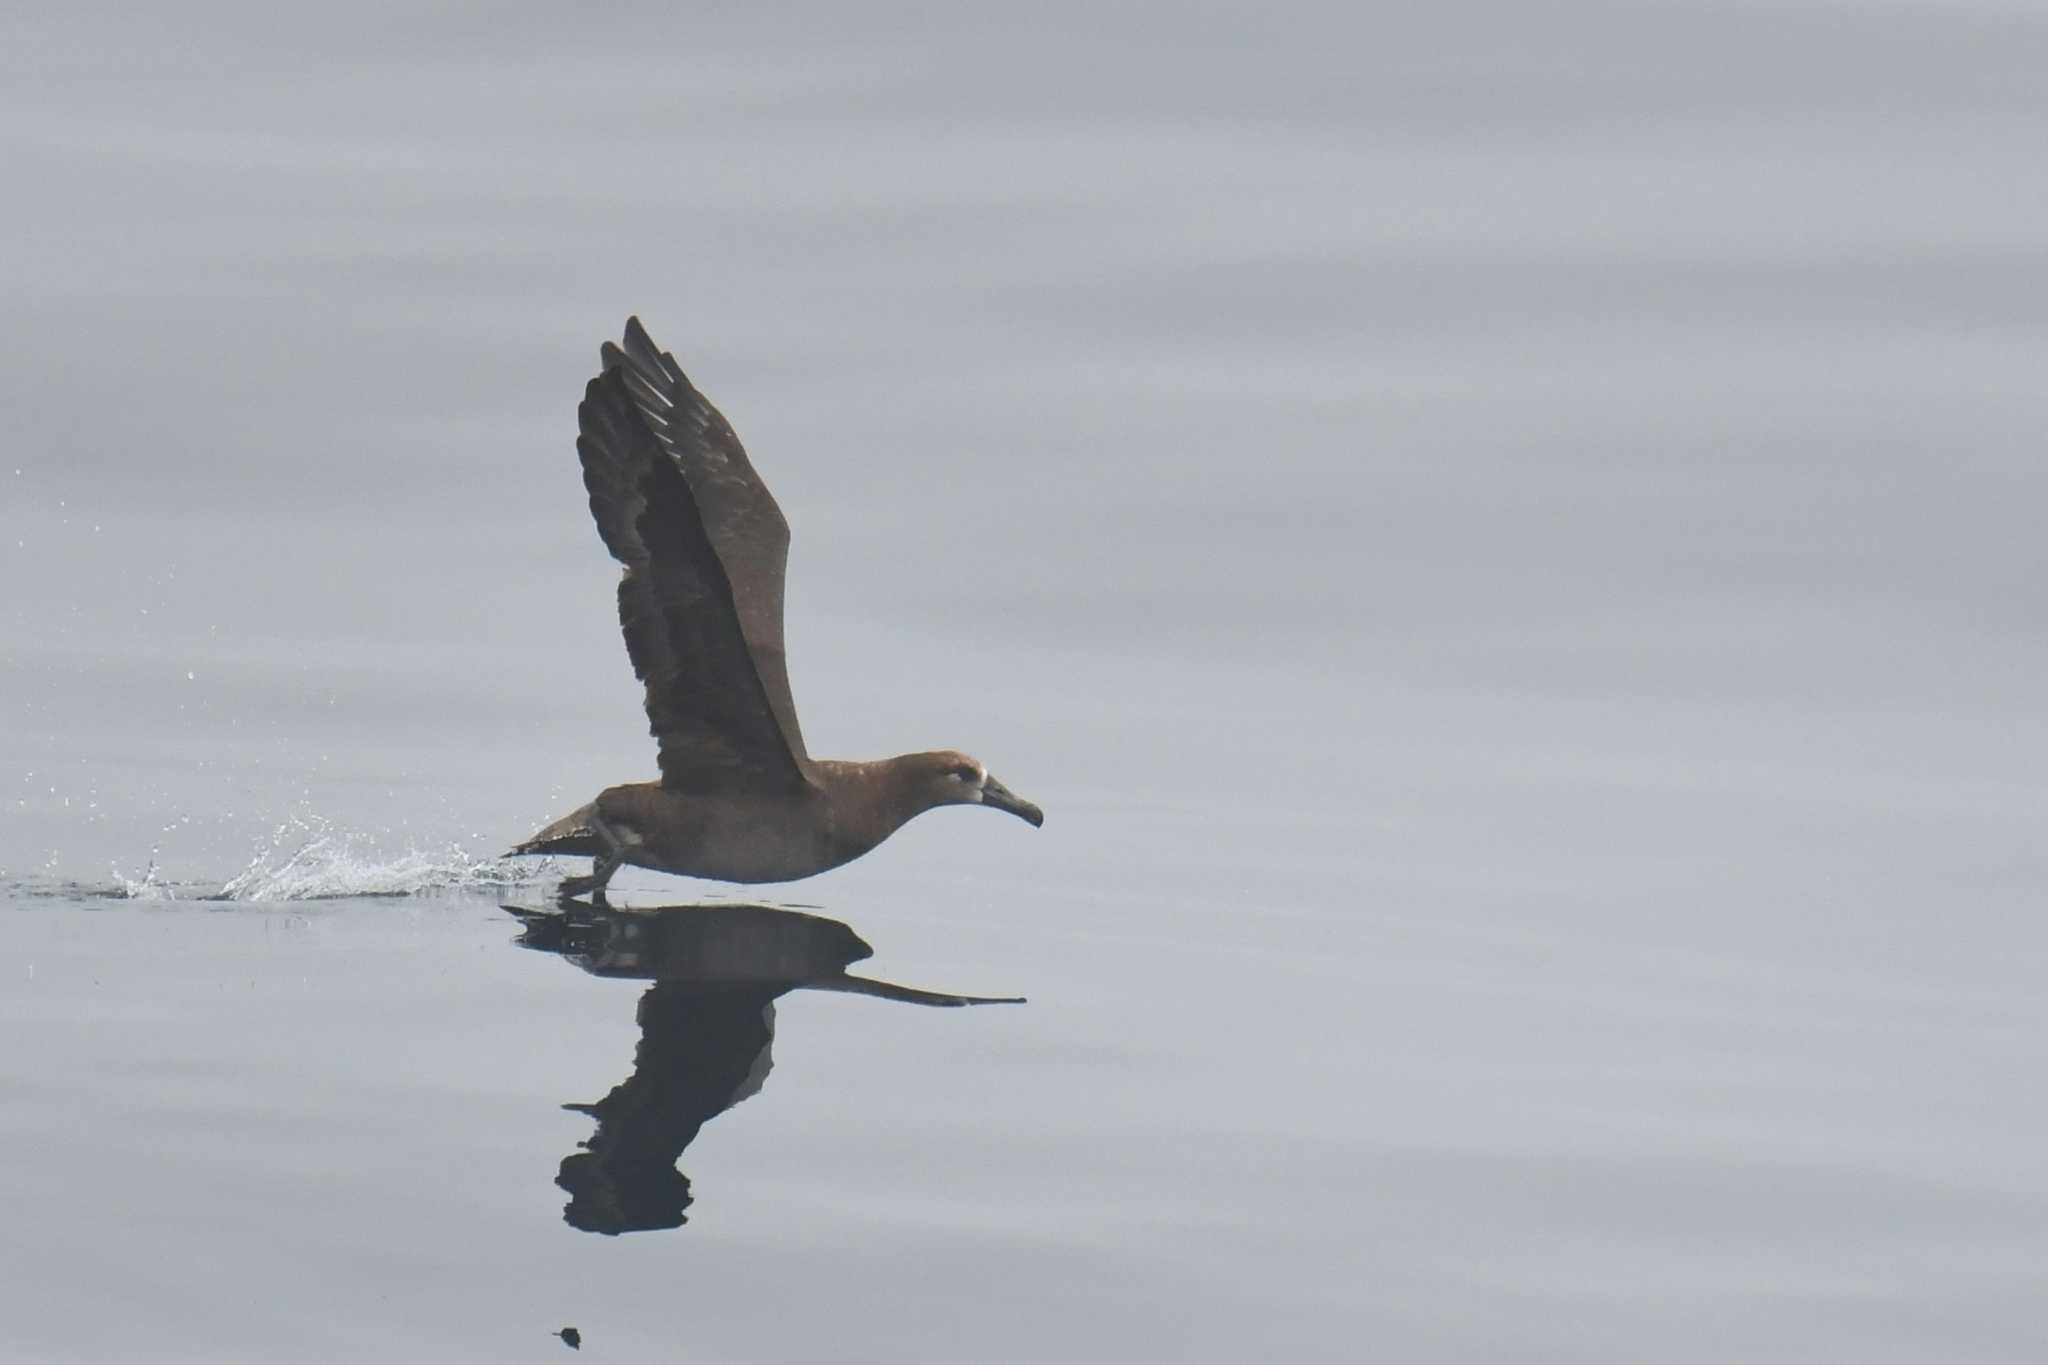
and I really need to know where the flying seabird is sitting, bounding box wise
[510,319,1042,900]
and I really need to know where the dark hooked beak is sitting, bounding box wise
[981,775,1044,828]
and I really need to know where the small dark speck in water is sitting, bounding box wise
[556,1326,581,1349]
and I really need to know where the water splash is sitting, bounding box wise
[214,814,553,902]
[113,857,178,902]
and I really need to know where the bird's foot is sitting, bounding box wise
[555,874,608,905]
[557,844,623,906]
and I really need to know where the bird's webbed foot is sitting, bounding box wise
[555,873,605,905]
[556,836,625,905]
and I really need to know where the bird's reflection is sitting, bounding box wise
[506,899,1021,1235]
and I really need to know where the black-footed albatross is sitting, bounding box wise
[510,319,1042,899]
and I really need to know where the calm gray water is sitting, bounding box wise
[6,2,2048,1360]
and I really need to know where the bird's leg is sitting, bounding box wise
[556,816,626,905]
[555,857,620,905]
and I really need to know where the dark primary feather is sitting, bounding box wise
[602,319,807,761]
[574,327,811,792]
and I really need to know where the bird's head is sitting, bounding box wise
[906,750,1044,827]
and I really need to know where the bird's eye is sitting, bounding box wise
[950,767,976,783]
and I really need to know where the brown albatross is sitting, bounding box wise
[510,318,1042,900]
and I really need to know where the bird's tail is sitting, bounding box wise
[506,803,604,859]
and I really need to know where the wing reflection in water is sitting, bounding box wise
[505,901,1023,1235]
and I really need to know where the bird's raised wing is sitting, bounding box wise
[575,320,812,790]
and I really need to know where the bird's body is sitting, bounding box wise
[519,757,1013,886]
[511,319,1040,898]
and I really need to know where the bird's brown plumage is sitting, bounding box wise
[575,320,811,790]
[515,318,1040,895]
